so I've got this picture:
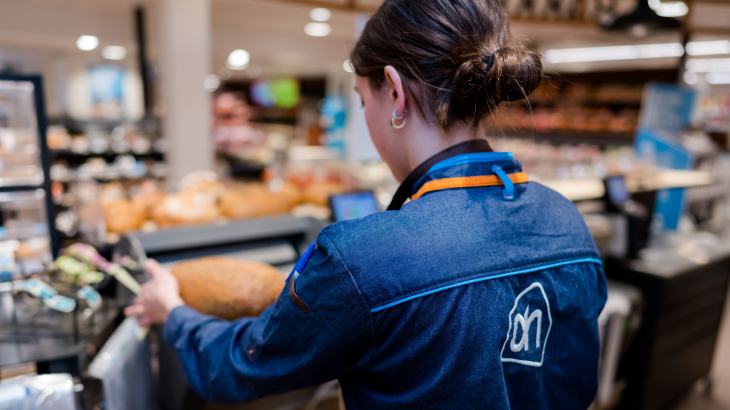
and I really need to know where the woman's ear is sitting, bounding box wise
[384,66,407,117]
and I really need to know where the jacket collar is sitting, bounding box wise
[387,139,493,211]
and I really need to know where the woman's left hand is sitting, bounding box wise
[124,259,184,326]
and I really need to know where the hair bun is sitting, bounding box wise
[453,46,543,124]
[351,0,541,129]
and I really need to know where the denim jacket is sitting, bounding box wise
[163,151,607,409]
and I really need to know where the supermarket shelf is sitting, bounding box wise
[0,73,58,257]
[542,170,715,202]
[488,130,635,146]
[0,173,45,188]
[50,150,164,166]
[51,149,163,157]
[0,185,43,193]
[524,100,643,109]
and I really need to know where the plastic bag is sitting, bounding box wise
[0,374,77,410]
[88,317,154,410]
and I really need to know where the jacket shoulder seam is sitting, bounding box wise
[320,231,378,371]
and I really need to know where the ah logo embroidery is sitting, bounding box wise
[500,282,552,367]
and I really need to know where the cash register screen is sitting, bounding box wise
[329,192,380,222]
[606,176,630,208]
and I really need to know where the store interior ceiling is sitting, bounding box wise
[0,0,728,82]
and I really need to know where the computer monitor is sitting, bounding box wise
[605,176,630,209]
[328,191,381,222]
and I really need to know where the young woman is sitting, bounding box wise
[126,0,607,408]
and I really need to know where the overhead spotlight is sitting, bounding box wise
[545,43,683,63]
[686,40,730,56]
[603,0,682,34]
[305,22,331,37]
[310,8,332,22]
[101,46,127,60]
[76,35,99,51]
[656,2,689,17]
[227,49,250,70]
[203,74,221,92]
[343,59,354,73]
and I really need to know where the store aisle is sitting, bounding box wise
[672,283,730,410]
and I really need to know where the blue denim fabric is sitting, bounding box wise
[163,157,607,409]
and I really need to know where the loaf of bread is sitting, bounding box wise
[181,179,224,199]
[151,191,220,227]
[219,183,301,220]
[102,199,146,234]
[132,181,166,220]
[171,257,284,320]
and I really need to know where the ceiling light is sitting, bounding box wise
[227,49,250,70]
[101,46,127,60]
[656,2,688,17]
[638,43,684,58]
[706,71,730,84]
[686,40,730,56]
[76,35,99,51]
[343,59,354,73]
[545,43,683,64]
[305,22,331,37]
[603,0,682,34]
[686,58,730,72]
[310,8,331,22]
[203,74,221,92]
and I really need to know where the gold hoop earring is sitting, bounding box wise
[391,110,407,129]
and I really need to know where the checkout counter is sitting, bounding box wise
[558,169,730,410]
[607,234,730,410]
[115,216,325,410]
[1,169,729,410]
[0,216,325,410]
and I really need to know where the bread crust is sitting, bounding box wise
[103,199,146,234]
[219,184,301,219]
[171,257,285,320]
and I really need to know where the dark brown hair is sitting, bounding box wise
[350,0,542,129]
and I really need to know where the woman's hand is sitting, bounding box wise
[124,259,184,326]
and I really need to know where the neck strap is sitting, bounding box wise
[387,139,493,211]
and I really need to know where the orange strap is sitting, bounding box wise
[411,172,529,201]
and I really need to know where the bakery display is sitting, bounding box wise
[151,191,220,227]
[102,199,146,234]
[151,173,223,227]
[171,257,285,320]
[131,180,166,220]
[99,183,146,234]
[219,183,301,220]
[95,166,353,238]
